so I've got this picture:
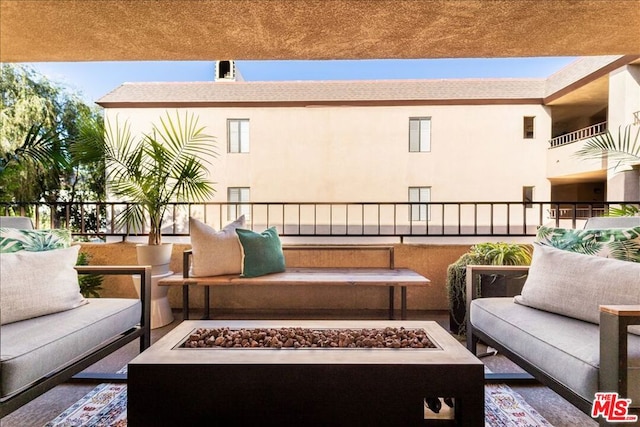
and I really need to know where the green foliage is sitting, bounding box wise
[76,251,103,298]
[468,242,532,265]
[75,111,218,245]
[0,64,106,234]
[575,124,640,172]
[606,204,640,217]
[446,242,531,335]
[0,124,68,175]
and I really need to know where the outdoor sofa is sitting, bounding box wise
[467,216,640,425]
[0,216,151,417]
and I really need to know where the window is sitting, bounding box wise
[228,187,250,220]
[523,116,535,139]
[523,186,534,208]
[409,117,431,152]
[409,187,431,221]
[228,119,250,153]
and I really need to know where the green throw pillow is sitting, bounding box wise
[0,228,72,253]
[535,225,640,262]
[236,227,285,278]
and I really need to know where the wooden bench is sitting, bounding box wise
[158,245,430,320]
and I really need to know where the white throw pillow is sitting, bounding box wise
[515,243,640,324]
[189,216,245,277]
[0,245,86,325]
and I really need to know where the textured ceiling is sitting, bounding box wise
[1,0,639,62]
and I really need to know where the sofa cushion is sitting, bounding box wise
[0,297,141,398]
[0,245,86,325]
[470,297,640,406]
[236,227,285,278]
[515,243,640,325]
[536,225,640,262]
[0,228,72,253]
[188,216,245,277]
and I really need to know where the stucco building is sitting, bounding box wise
[97,56,640,230]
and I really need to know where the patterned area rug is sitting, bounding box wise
[484,384,553,426]
[45,382,552,426]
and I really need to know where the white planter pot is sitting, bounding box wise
[136,243,173,275]
[132,270,174,329]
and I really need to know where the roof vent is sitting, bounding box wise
[215,60,236,81]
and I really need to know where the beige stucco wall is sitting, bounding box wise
[105,102,551,205]
[546,139,607,179]
[607,65,640,201]
[78,242,481,312]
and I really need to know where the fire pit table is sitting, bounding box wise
[128,320,483,426]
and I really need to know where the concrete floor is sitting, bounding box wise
[2,309,597,426]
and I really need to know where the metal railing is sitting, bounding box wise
[2,201,636,241]
[549,122,607,148]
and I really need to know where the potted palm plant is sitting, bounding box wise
[86,111,218,273]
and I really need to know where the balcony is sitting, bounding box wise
[0,201,634,427]
[547,123,608,180]
[1,199,633,317]
[549,122,607,148]
[0,200,622,242]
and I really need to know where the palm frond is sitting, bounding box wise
[102,111,218,244]
[535,225,554,240]
[114,202,147,234]
[608,240,640,263]
[575,125,640,171]
[574,239,603,256]
[606,204,640,217]
[70,115,106,163]
[1,124,68,174]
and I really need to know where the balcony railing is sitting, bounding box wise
[2,201,636,241]
[549,122,607,148]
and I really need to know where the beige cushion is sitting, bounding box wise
[0,245,86,325]
[515,243,640,324]
[189,216,245,277]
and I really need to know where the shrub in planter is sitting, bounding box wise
[446,242,531,336]
[77,251,103,298]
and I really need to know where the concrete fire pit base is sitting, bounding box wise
[128,320,484,426]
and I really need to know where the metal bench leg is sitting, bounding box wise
[182,285,190,320]
[203,286,210,320]
[388,286,395,319]
[401,286,407,320]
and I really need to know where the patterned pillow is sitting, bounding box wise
[535,225,640,262]
[0,228,72,253]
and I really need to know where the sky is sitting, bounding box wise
[24,57,578,105]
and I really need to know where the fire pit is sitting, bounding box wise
[181,326,437,349]
[128,320,484,426]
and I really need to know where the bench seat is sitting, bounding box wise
[159,267,429,320]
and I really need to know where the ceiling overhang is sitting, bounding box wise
[2,0,640,63]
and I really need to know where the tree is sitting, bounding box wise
[0,64,105,228]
